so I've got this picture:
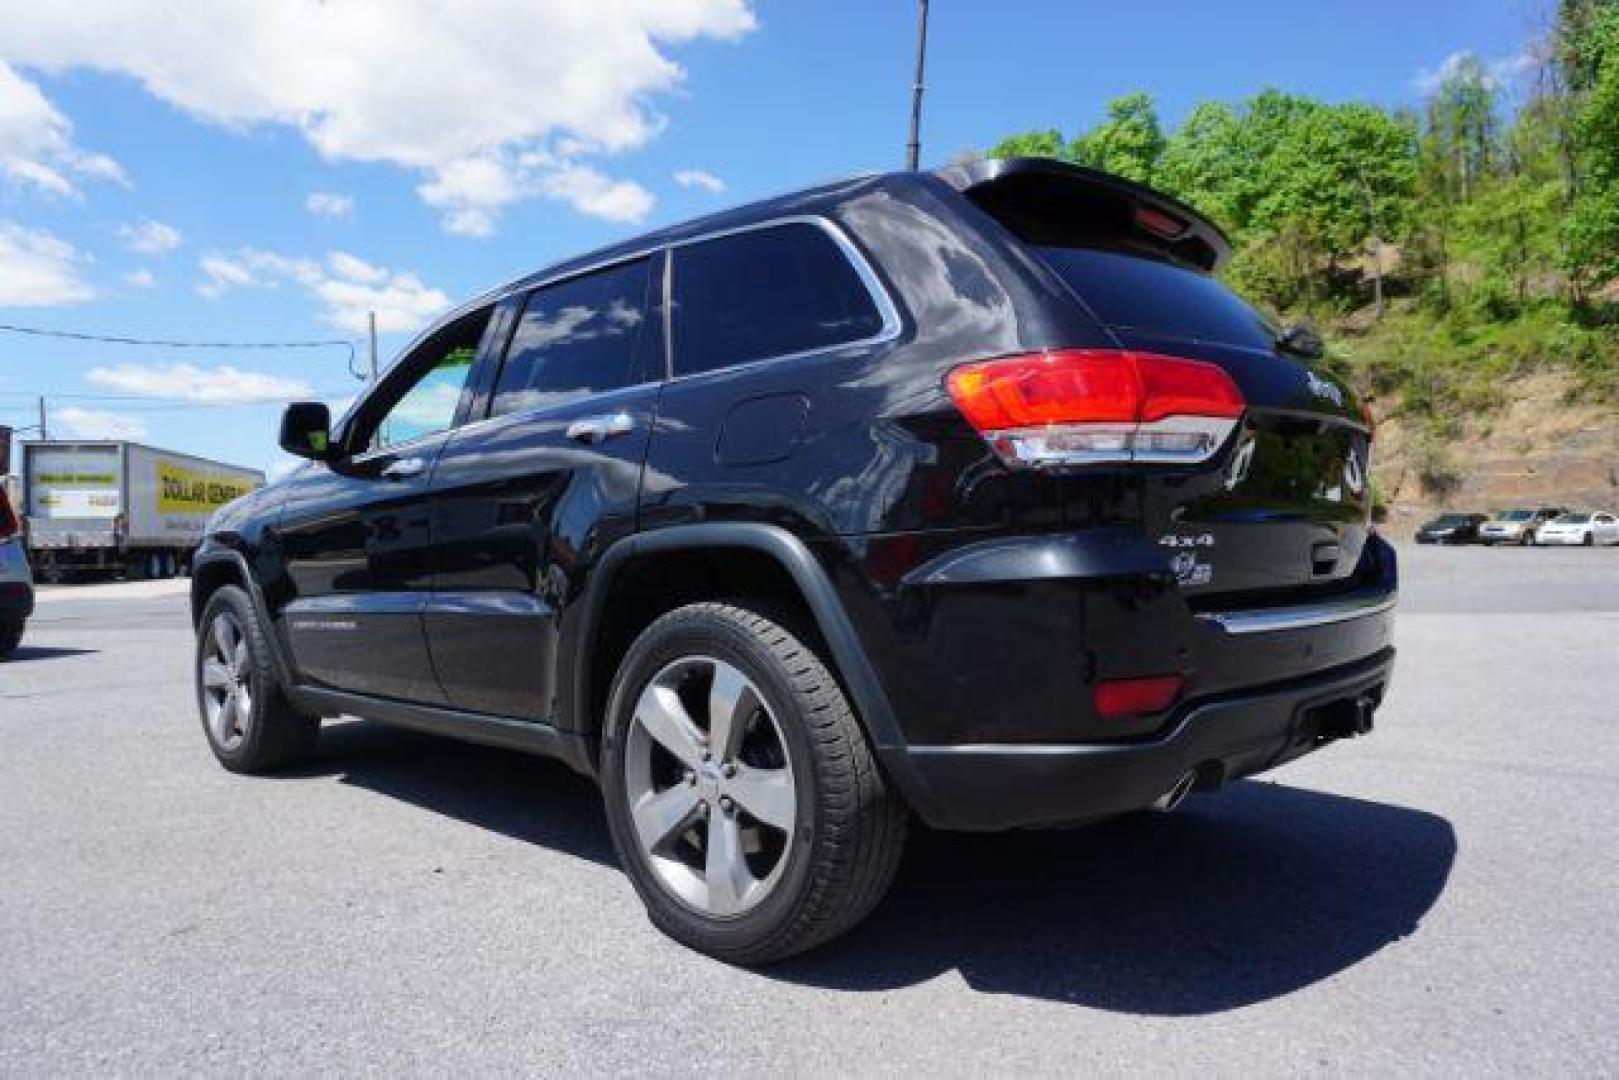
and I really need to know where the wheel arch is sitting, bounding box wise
[190,547,297,687]
[570,525,910,772]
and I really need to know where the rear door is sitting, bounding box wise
[276,305,496,703]
[1034,245,1373,601]
[424,254,664,720]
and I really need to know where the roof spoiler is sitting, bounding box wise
[933,157,1232,272]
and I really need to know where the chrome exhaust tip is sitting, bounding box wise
[1151,770,1197,813]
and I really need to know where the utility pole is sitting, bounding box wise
[367,310,379,383]
[905,0,930,170]
[1357,173,1384,320]
[37,396,48,441]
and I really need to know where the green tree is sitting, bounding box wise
[1563,5,1619,290]
[1249,103,1417,279]
[988,128,1069,160]
[1427,54,1498,201]
[1155,101,1245,226]
[1068,93,1165,183]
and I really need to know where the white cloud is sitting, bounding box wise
[1414,50,1538,96]
[673,168,725,193]
[196,254,257,297]
[0,220,94,305]
[2,1,755,233]
[417,150,653,236]
[0,59,126,196]
[54,405,146,440]
[86,362,312,404]
[117,217,182,254]
[123,268,156,288]
[196,247,449,333]
[539,162,654,223]
[306,191,354,219]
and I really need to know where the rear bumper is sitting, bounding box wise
[893,648,1394,831]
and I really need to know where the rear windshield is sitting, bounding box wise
[1499,511,1533,521]
[1554,513,1591,524]
[1435,515,1473,525]
[1036,246,1276,351]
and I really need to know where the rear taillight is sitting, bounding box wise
[0,488,18,541]
[945,349,1244,467]
[1094,674,1184,718]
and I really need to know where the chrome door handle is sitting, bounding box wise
[381,457,427,480]
[565,411,635,445]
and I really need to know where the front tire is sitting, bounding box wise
[195,585,318,772]
[601,602,907,964]
[1582,532,1594,547]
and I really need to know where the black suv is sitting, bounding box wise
[191,158,1395,963]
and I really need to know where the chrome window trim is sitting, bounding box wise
[338,212,903,446]
[1196,592,1397,636]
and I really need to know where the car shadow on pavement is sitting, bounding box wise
[2,646,99,663]
[780,780,1457,1014]
[291,722,1455,1014]
[292,719,615,867]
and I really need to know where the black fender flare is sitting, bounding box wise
[190,545,297,689]
[570,524,917,775]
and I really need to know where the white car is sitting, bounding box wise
[1534,511,1619,547]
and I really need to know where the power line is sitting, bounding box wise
[0,391,351,403]
[0,321,357,360]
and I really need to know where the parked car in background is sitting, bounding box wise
[187,157,1393,963]
[1415,512,1488,545]
[1478,507,1567,546]
[0,483,33,658]
[1534,511,1619,546]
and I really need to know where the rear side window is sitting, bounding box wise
[672,222,885,376]
[1037,246,1276,351]
[491,258,657,417]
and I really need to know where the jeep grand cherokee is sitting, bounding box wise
[190,158,1396,963]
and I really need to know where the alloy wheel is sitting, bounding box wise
[622,656,798,918]
[200,611,253,751]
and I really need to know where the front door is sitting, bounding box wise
[275,306,497,703]
[426,254,664,720]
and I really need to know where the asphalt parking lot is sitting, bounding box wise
[2,544,1615,1075]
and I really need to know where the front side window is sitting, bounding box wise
[366,309,491,453]
[491,258,657,417]
[672,222,885,377]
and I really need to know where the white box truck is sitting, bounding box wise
[20,441,265,580]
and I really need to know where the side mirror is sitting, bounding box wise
[279,401,333,460]
[1277,322,1325,360]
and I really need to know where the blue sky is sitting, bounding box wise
[1,0,1532,474]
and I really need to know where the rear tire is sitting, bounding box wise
[601,601,907,964]
[195,585,318,772]
[1583,533,1594,547]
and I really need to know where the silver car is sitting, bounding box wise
[1478,507,1567,546]
[1,483,33,658]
